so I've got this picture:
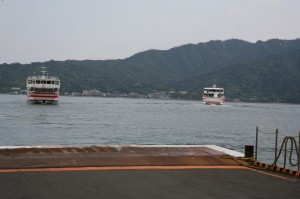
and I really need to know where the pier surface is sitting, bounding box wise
[0,145,243,169]
[0,145,299,198]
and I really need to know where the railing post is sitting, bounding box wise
[255,126,258,161]
[298,131,300,172]
[283,138,288,169]
[275,129,278,166]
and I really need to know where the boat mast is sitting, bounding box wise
[40,66,48,79]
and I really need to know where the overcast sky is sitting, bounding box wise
[0,0,299,64]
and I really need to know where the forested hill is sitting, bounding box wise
[1,39,300,103]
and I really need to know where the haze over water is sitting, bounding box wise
[1,94,299,165]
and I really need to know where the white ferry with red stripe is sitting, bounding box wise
[202,84,225,105]
[26,67,60,104]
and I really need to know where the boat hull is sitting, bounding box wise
[202,97,225,105]
[27,92,59,104]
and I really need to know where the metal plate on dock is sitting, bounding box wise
[0,145,243,169]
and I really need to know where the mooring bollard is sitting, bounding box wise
[245,145,254,158]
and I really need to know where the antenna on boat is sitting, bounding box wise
[40,66,48,78]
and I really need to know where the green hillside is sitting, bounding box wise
[1,39,300,103]
[176,49,300,103]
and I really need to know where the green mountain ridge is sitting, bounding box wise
[1,39,300,103]
[177,49,300,103]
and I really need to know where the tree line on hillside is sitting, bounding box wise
[0,39,300,103]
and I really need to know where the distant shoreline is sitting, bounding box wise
[2,93,299,105]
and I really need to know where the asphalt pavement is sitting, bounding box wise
[0,167,299,199]
[0,145,299,199]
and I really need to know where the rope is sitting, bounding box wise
[271,136,299,168]
[277,131,298,138]
[220,155,269,170]
[257,127,299,138]
[258,128,275,135]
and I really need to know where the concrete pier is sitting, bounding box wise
[0,145,299,199]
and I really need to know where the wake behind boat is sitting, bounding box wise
[202,84,225,105]
[26,67,60,104]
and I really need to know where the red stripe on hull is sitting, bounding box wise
[29,95,58,98]
[204,101,224,105]
[28,92,58,99]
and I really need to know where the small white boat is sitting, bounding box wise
[202,84,225,105]
[26,67,60,104]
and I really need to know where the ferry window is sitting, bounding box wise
[55,81,59,85]
[30,87,34,91]
[47,81,51,84]
[36,80,40,84]
[28,80,32,84]
[32,81,35,84]
[52,81,54,84]
[37,88,51,92]
[54,88,58,92]
[209,94,214,97]
[41,81,46,84]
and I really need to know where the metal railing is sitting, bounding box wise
[255,126,300,171]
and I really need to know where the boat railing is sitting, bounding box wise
[28,75,59,80]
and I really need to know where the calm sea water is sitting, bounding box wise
[1,94,300,165]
